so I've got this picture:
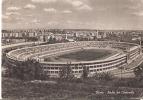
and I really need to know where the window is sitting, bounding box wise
[51,71,54,73]
[51,67,54,70]
[55,71,58,73]
[55,67,58,70]
[90,70,93,72]
[75,71,78,73]
[90,66,93,68]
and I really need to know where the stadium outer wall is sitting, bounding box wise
[5,41,142,78]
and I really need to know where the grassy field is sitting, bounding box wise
[45,49,117,62]
[2,77,143,100]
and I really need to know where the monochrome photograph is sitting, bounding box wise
[2,0,143,99]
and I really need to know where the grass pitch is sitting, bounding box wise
[45,48,117,62]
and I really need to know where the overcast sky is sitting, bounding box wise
[2,0,143,30]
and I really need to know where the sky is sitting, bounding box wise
[2,0,143,30]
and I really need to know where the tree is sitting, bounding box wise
[7,59,45,81]
[118,66,124,80]
[48,36,56,44]
[43,35,46,42]
[134,64,143,81]
[82,66,89,79]
[2,52,6,66]
[93,72,114,81]
[24,59,44,80]
[59,63,74,80]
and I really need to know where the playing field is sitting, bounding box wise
[44,48,117,62]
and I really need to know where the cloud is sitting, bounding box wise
[32,0,92,11]
[132,12,143,16]
[32,19,40,23]
[7,7,21,11]
[31,0,92,11]
[2,14,22,23]
[6,12,21,16]
[66,0,83,7]
[78,5,92,10]
[31,0,57,3]
[70,0,83,7]
[62,10,72,13]
[129,0,142,10]
[128,0,143,16]
[24,4,36,9]
[65,0,92,11]
[44,8,57,12]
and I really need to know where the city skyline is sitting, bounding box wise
[2,0,143,30]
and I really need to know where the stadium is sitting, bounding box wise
[5,41,141,78]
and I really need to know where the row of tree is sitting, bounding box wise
[59,65,90,80]
[4,59,94,81]
[5,59,48,81]
[4,58,116,81]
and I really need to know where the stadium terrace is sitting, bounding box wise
[5,41,142,78]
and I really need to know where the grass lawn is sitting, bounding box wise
[45,49,117,62]
[2,77,143,100]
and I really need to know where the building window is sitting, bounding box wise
[55,67,58,70]
[75,71,78,73]
[55,71,58,73]
[90,70,93,72]
[90,66,93,68]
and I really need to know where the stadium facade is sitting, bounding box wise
[4,41,142,78]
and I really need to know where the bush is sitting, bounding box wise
[82,66,89,79]
[134,65,143,81]
[5,59,46,81]
[93,72,114,81]
[59,65,74,81]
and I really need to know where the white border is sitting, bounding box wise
[0,0,2,99]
